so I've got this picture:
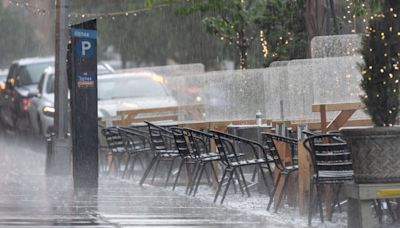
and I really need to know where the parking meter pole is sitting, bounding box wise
[47,0,71,176]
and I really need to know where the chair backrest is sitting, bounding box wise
[171,127,192,158]
[303,134,352,178]
[101,127,124,153]
[262,133,290,171]
[210,130,267,166]
[183,128,213,158]
[118,127,151,154]
[145,121,176,153]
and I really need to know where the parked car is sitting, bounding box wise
[97,71,177,118]
[0,57,54,131]
[28,64,115,136]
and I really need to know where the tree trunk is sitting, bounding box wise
[304,0,329,57]
[329,0,339,34]
[239,46,248,70]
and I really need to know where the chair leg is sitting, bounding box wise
[172,159,185,191]
[122,154,132,179]
[128,154,136,180]
[258,164,272,197]
[164,158,176,187]
[203,165,212,186]
[274,174,289,213]
[189,162,202,195]
[233,169,244,195]
[193,164,205,197]
[331,183,342,215]
[238,167,250,197]
[210,162,219,186]
[373,199,383,224]
[139,155,157,186]
[308,179,315,226]
[267,172,281,211]
[251,166,257,182]
[386,199,396,223]
[336,184,343,213]
[138,155,145,170]
[151,158,162,184]
[220,169,234,205]
[107,155,114,176]
[185,162,196,194]
[317,184,324,223]
[396,198,400,221]
[214,168,228,203]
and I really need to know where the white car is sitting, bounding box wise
[97,72,178,118]
[29,69,177,137]
[28,63,115,136]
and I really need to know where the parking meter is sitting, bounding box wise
[69,19,98,189]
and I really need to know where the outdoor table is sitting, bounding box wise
[311,102,364,133]
[345,183,400,228]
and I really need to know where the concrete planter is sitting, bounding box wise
[340,127,400,184]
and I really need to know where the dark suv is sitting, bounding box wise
[0,57,54,131]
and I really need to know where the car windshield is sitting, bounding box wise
[98,76,169,100]
[20,62,53,86]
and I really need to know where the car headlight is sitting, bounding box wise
[42,106,55,117]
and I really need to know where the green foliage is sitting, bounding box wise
[254,0,307,66]
[72,1,231,69]
[352,0,387,16]
[360,0,400,126]
[176,0,307,69]
[0,5,40,68]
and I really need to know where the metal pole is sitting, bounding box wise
[48,0,71,175]
[54,0,69,138]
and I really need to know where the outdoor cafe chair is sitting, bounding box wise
[210,130,274,205]
[98,124,111,173]
[262,132,298,213]
[101,126,127,176]
[139,121,180,187]
[117,127,151,179]
[170,127,221,196]
[303,131,397,224]
[303,133,353,225]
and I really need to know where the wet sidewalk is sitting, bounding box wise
[0,135,272,228]
[1,134,397,228]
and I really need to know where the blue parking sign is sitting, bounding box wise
[71,28,97,58]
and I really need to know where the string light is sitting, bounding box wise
[8,0,170,19]
[259,31,269,58]
[73,3,170,20]
[9,0,49,16]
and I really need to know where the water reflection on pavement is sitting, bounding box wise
[0,133,272,228]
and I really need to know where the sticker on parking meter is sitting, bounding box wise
[77,73,95,88]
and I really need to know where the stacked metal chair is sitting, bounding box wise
[117,126,152,179]
[210,130,274,204]
[262,132,298,212]
[101,127,127,176]
[303,133,353,225]
[139,121,180,187]
[170,127,220,195]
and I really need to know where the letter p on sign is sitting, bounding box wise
[81,41,91,56]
